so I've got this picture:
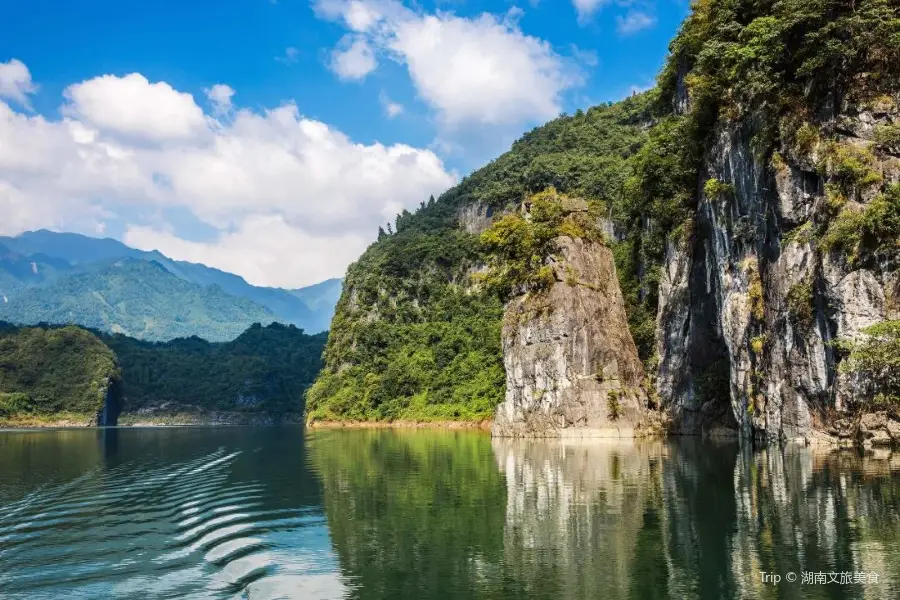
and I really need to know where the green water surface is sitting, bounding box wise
[1,427,898,599]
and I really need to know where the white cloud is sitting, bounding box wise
[0,64,457,287]
[314,0,579,127]
[380,92,403,118]
[276,47,300,65]
[343,0,382,31]
[205,84,235,115]
[329,36,377,80]
[62,73,208,143]
[616,11,656,35]
[125,216,368,290]
[0,59,37,109]
[572,0,609,24]
[569,44,599,68]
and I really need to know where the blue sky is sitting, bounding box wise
[0,0,688,287]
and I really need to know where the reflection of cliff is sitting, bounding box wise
[492,438,672,599]
[658,439,741,598]
[492,438,900,599]
[308,430,508,600]
[730,446,900,600]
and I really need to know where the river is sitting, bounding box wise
[0,427,898,599]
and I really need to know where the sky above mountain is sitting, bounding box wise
[0,0,688,287]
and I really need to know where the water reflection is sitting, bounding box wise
[492,438,673,599]
[0,427,346,600]
[2,428,900,599]
[489,438,900,599]
[306,429,508,600]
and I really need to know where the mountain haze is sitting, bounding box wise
[0,259,280,342]
[0,230,342,340]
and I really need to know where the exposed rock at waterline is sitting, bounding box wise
[493,236,651,437]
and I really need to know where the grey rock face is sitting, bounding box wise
[656,102,899,442]
[457,202,497,235]
[493,237,649,437]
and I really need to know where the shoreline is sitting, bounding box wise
[307,419,493,431]
[0,412,305,429]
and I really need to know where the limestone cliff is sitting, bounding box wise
[491,200,650,437]
[656,99,900,443]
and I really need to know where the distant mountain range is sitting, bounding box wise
[0,230,341,342]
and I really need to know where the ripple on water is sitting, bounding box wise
[0,446,331,599]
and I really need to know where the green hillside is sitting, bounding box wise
[103,323,327,418]
[0,323,121,423]
[308,0,900,423]
[0,259,279,342]
[0,321,328,424]
[306,96,653,423]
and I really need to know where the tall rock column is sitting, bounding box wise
[492,235,649,437]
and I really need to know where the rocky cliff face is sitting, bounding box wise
[492,234,650,437]
[656,100,900,442]
[94,376,123,426]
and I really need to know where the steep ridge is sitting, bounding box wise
[483,190,652,437]
[310,0,900,442]
[651,0,900,442]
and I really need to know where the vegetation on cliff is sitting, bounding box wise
[479,187,608,299]
[309,0,900,422]
[306,97,652,423]
[836,320,900,406]
[0,323,120,420]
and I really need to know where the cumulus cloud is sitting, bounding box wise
[275,47,300,65]
[62,73,208,143]
[314,0,579,127]
[0,66,456,287]
[125,216,368,290]
[205,84,235,115]
[329,36,377,80]
[616,11,656,35]
[380,92,404,118]
[572,0,609,24]
[0,59,37,109]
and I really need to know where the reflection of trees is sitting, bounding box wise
[312,430,900,599]
[0,429,102,503]
[308,429,508,600]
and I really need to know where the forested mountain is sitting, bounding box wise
[306,92,654,423]
[0,259,280,342]
[0,323,121,424]
[0,321,328,425]
[0,230,342,338]
[308,0,900,440]
[103,323,327,418]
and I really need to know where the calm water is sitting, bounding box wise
[1,428,899,599]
